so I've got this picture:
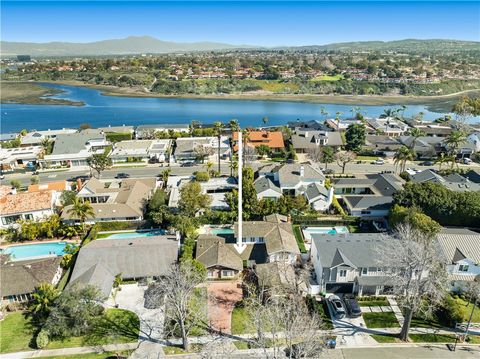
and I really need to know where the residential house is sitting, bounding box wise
[195,234,243,279]
[411,123,453,138]
[398,136,444,158]
[234,214,300,265]
[173,136,230,163]
[20,128,77,147]
[310,233,395,295]
[364,135,403,157]
[135,124,190,139]
[334,173,405,218]
[68,236,179,298]
[43,130,109,168]
[0,146,43,172]
[467,132,480,153]
[28,181,71,206]
[254,177,282,200]
[61,177,157,223]
[411,169,480,192]
[0,133,19,143]
[97,125,134,134]
[291,128,343,153]
[0,257,62,304]
[233,130,285,153]
[257,163,333,211]
[109,139,172,163]
[366,118,410,137]
[437,228,480,292]
[0,189,56,228]
[288,120,330,131]
[325,118,371,133]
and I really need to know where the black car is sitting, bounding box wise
[344,296,362,318]
[323,168,335,175]
[115,172,130,179]
[420,160,435,166]
[181,162,195,167]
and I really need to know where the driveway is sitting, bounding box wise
[207,281,243,334]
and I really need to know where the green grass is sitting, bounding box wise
[233,341,250,350]
[409,316,443,329]
[292,225,307,253]
[38,351,132,359]
[255,80,300,93]
[231,307,252,335]
[357,298,390,307]
[363,312,400,328]
[409,334,456,343]
[310,74,344,82]
[454,297,480,322]
[0,309,139,354]
[163,344,203,355]
[370,334,401,343]
[356,155,380,161]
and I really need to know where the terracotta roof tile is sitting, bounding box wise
[1,191,54,216]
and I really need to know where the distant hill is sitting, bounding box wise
[280,39,480,53]
[1,37,479,57]
[0,36,254,56]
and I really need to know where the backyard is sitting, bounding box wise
[0,309,139,354]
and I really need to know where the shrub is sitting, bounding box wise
[195,171,210,182]
[105,132,132,143]
[36,329,49,349]
[435,295,463,327]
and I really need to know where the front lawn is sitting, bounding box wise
[0,309,139,354]
[363,312,400,328]
[454,296,480,322]
[409,316,443,329]
[231,306,252,335]
[357,297,389,307]
[292,225,307,253]
[370,334,401,343]
[409,334,456,343]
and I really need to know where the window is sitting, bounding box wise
[459,264,469,272]
[361,210,371,215]
[362,268,368,275]
[339,269,347,277]
[2,215,21,225]
[222,270,234,277]
[24,214,33,220]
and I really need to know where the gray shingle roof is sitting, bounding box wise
[291,130,343,150]
[195,235,243,271]
[343,195,393,211]
[437,229,480,264]
[52,130,105,155]
[277,163,325,186]
[305,182,329,200]
[254,177,281,195]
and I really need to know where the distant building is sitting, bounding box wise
[20,129,77,147]
[135,124,190,139]
[17,55,31,62]
[109,139,172,163]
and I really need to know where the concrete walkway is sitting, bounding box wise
[387,297,405,327]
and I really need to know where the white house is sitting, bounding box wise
[437,228,480,292]
[0,146,43,172]
[109,139,172,163]
[20,128,77,146]
[467,132,480,154]
[0,188,56,228]
[173,136,230,163]
[135,124,190,139]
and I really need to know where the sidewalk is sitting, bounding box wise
[387,297,405,327]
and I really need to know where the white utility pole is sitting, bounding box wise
[234,131,246,254]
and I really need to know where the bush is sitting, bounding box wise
[36,329,49,349]
[105,132,132,143]
[195,171,210,182]
[435,295,463,327]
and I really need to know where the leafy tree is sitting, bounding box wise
[389,204,441,236]
[40,214,61,238]
[30,176,39,185]
[225,167,259,220]
[87,153,112,179]
[178,181,211,217]
[67,197,95,236]
[44,285,105,339]
[193,145,214,163]
[79,123,91,131]
[453,96,480,120]
[256,144,271,157]
[41,138,53,155]
[320,147,335,169]
[345,123,366,153]
[10,179,21,190]
[147,188,167,214]
[36,329,49,349]
[160,169,171,188]
[195,171,210,182]
[393,146,415,173]
[262,116,269,126]
[60,190,77,206]
[335,151,356,174]
[30,283,60,323]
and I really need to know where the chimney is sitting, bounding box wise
[76,178,83,191]
[300,166,305,177]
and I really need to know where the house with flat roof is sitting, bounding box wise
[437,228,480,292]
[291,128,343,153]
[135,124,190,139]
[97,125,134,134]
[173,136,230,163]
[0,133,19,143]
[68,236,179,298]
[334,173,405,218]
[233,130,285,152]
[43,130,109,168]
[0,257,62,304]
[0,189,56,228]
[20,128,77,147]
[195,234,243,279]
[257,163,333,211]
[0,146,43,172]
[310,233,396,295]
[366,118,410,137]
[109,139,172,163]
[61,177,157,223]
[411,123,453,137]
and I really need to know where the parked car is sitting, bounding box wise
[181,162,195,167]
[343,296,362,318]
[420,160,434,166]
[115,172,130,179]
[323,168,335,175]
[463,158,473,165]
[328,295,346,319]
[371,158,385,165]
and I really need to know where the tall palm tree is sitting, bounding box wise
[435,153,450,171]
[68,197,95,236]
[41,138,52,154]
[408,128,426,149]
[380,108,396,119]
[320,107,329,118]
[444,130,467,158]
[229,156,238,177]
[30,283,59,321]
[161,169,171,188]
[394,146,415,173]
[213,121,223,174]
[229,119,240,133]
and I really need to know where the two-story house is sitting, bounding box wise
[291,128,343,153]
[437,228,480,292]
[310,233,396,295]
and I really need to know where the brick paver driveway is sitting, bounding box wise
[207,280,243,334]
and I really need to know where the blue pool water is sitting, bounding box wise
[2,242,68,261]
[104,230,166,239]
[303,226,350,235]
[211,228,235,235]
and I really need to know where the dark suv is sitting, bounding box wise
[344,296,362,318]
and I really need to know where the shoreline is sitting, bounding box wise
[34,80,480,112]
[1,81,85,106]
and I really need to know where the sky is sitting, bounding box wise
[2,1,479,46]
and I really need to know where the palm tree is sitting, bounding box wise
[229,119,240,133]
[161,169,171,188]
[68,197,95,236]
[30,283,59,321]
[320,107,329,118]
[41,138,51,154]
[204,161,214,174]
[394,146,415,173]
[444,130,467,159]
[213,121,223,174]
[408,128,426,149]
[229,157,238,177]
[435,153,450,171]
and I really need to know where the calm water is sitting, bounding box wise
[1,83,476,133]
[2,241,67,261]
[103,230,166,239]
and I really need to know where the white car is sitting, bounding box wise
[463,158,473,165]
[328,295,346,319]
[371,158,385,165]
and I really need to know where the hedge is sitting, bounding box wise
[106,132,132,142]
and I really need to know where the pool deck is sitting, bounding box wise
[302,226,350,242]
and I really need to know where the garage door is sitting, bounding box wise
[326,283,354,294]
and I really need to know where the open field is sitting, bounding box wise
[1,82,84,106]
[27,80,480,112]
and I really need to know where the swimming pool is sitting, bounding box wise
[102,230,166,239]
[210,228,234,235]
[302,226,350,241]
[2,242,68,261]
